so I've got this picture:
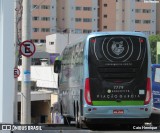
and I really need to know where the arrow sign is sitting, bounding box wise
[20,40,36,57]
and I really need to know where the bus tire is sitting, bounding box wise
[75,102,84,128]
[60,103,63,115]
[64,116,71,125]
[151,114,160,126]
[75,103,80,128]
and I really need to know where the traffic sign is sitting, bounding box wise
[19,40,36,57]
[14,68,20,78]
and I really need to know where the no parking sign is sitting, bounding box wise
[19,40,36,57]
[14,68,20,78]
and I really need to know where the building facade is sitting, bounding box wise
[98,0,116,31]
[31,0,157,45]
[57,0,98,33]
[116,0,156,36]
[32,0,56,44]
[156,1,160,34]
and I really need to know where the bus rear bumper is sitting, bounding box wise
[83,105,152,120]
[83,118,149,125]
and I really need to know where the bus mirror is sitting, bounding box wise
[54,60,61,73]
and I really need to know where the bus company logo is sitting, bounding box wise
[96,94,141,99]
[144,0,159,3]
[111,41,124,56]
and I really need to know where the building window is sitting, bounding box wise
[83,29,92,33]
[104,4,107,7]
[32,39,39,43]
[32,16,39,21]
[143,20,151,24]
[143,31,151,35]
[40,40,46,43]
[83,7,92,11]
[33,28,39,32]
[49,42,54,45]
[135,20,141,23]
[104,15,107,18]
[83,18,92,22]
[135,9,141,13]
[41,17,50,21]
[103,26,107,29]
[75,29,82,33]
[143,9,151,13]
[41,5,50,9]
[41,28,50,32]
[75,18,82,22]
[75,6,81,10]
[33,5,39,9]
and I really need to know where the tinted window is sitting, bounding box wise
[89,35,147,62]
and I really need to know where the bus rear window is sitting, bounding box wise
[89,35,147,62]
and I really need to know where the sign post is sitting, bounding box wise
[21,0,32,124]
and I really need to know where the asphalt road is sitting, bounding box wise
[11,124,160,133]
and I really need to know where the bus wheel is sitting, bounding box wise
[75,105,80,128]
[75,104,84,128]
[60,103,63,115]
[151,114,160,126]
[64,116,71,125]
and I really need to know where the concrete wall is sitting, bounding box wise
[46,33,87,54]
[18,66,58,88]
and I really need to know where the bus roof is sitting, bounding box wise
[88,31,147,38]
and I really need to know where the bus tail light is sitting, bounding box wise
[85,78,92,105]
[144,78,151,105]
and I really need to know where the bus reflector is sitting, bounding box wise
[85,78,92,105]
[144,78,151,105]
[140,38,144,43]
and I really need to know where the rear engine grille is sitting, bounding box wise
[97,67,138,81]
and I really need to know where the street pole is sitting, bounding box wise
[21,0,31,124]
[14,0,21,124]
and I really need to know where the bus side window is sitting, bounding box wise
[154,68,160,83]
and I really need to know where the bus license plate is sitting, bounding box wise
[113,110,124,114]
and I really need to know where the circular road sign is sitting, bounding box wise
[14,68,20,78]
[20,40,36,57]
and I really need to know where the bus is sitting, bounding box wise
[150,64,160,125]
[54,32,152,128]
